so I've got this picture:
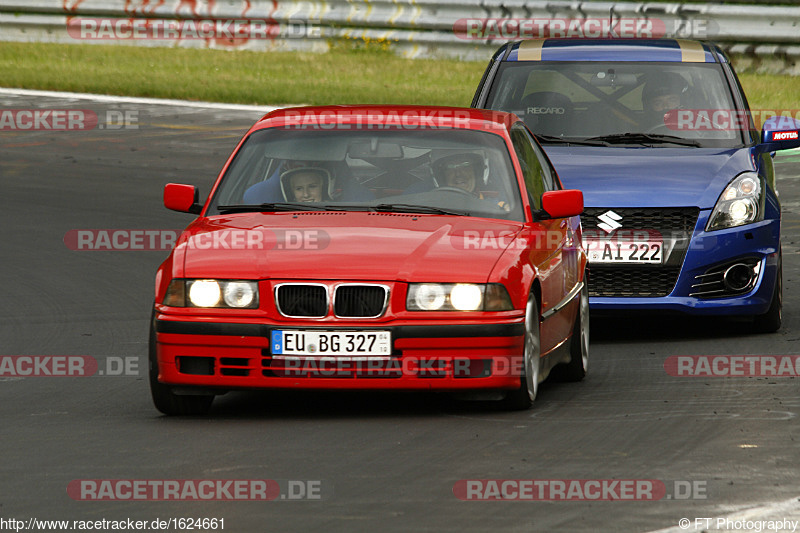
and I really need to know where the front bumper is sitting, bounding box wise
[154,316,526,391]
[589,215,780,315]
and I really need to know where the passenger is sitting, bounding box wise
[243,160,325,204]
[280,167,332,203]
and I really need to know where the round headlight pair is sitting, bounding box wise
[412,284,483,311]
[188,280,256,308]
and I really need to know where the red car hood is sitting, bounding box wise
[176,212,524,282]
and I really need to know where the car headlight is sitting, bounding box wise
[190,280,222,307]
[407,283,513,311]
[706,173,764,231]
[163,279,259,308]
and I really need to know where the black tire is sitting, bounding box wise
[501,293,540,410]
[551,282,589,382]
[149,311,214,416]
[752,257,782,334]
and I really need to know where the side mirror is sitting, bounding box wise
[753,116,800,154]
[541,189,584,219]
[164,183,202,214]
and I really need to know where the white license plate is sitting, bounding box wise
[271,330,392,356]
[585,239,663,264]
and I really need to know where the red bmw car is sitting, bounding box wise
[150,105,588,415]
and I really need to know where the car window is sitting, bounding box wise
[520,125,559,192]
[510,124,547,209]
[207,127,525,221]
[486,62,746,147]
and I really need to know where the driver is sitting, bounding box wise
[433,153,484,194]
[640,73,688,130]
[432,153,509,210]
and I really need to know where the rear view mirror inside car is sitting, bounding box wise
[347,140,403,159]
[590,70,638,87]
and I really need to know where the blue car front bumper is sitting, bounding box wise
[588,211,780,316]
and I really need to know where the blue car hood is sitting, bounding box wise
[544,146,755,209]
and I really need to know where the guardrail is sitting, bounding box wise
[1,1,799,73]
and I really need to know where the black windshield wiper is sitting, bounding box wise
[583,133,701,147]
[536,135,611,147]
[217,202,329,214]
[373,203,470,216]
[320,204,373,212]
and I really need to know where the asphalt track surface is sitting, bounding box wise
[2,91,800,532]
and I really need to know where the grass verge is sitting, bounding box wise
[0,42,798,110]
[0,42,486,107]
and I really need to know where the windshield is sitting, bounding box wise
[207,127,524,221]
[485,62,748,148]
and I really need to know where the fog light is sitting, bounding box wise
[724,264,755,292]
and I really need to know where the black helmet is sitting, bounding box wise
[642,73,688,104]
[432,153,485,182]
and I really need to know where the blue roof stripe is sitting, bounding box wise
[506,39,715,63]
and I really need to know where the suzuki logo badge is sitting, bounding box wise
[597,210,623,233]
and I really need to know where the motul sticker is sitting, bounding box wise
[772,131,799,141]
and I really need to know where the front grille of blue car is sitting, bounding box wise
[582,207,699,233]
[589,266,682,297]
[582,207,700,297]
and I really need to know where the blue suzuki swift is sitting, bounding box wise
[472,38,800,332]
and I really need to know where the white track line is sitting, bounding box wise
[0,87,291,112]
